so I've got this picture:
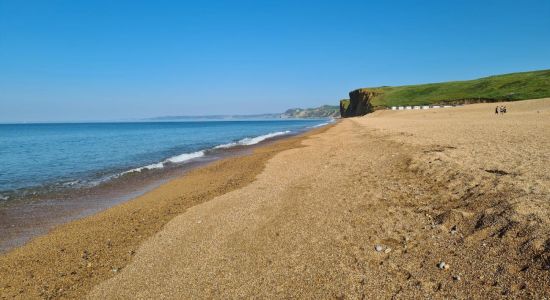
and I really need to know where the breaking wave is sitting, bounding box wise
[120,131,291,176]
[164,151,205,164]
[309,119,335,128]
[121,151,205,175]
[214,131,291,149]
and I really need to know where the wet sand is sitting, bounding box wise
[2,99,550,299]
[0,144,252,253]
[0,178,165,253]
[0,127,329,299]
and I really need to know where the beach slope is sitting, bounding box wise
[89,99,550,298]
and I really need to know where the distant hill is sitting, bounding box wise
[282,105,340,118]
[149,105,339,121]
[341,69,550,117]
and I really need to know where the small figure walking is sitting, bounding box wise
[495,106,499,115]
[503,106,507,114]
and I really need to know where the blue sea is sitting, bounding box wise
[0,119,330,201]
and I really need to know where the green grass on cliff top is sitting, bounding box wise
[362,69,550,107]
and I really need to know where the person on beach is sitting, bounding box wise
[503,106,507,113]
[495,106,499,115]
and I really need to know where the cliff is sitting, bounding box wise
[340,89,381,117]
[340,69,550,117]
[339,99,350,117]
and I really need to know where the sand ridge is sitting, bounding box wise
[89,99,549,298]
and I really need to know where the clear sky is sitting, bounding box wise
[1,0,549,122]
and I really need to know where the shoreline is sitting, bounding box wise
[0,124,335,299]
[1,99,549,298]
[88,99,548,299]
[0,124,328,254]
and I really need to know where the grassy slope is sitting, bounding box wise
[364,69,550,107]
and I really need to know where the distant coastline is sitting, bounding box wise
[148,105,341,121]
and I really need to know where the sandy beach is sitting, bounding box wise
[2,99,549,299]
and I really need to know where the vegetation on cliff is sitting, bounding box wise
[341,69,550,117]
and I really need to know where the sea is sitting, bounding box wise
[0,119,332,251]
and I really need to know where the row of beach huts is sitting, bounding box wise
[390,105,458,110]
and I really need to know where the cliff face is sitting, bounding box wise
[340,89,380,118]
[339,99,349,117]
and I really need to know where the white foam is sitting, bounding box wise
[309,121,330,128]
[117,150,205,177]
[120,162,165,175]
[214,142,238,149]
[164,150,205,163]
[113,131,294,179]
[215,131,291,149]
[309,119,335,128]
[62,180,81,187]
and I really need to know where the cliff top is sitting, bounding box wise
[351,69,550,107]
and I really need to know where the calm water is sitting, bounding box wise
[0,120,330,201]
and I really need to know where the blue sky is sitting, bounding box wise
[1,0,549,122]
